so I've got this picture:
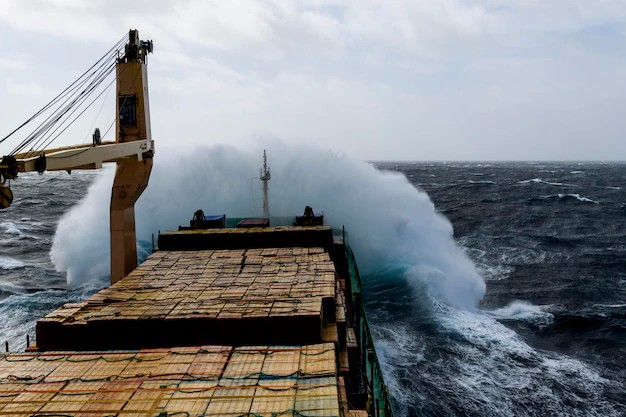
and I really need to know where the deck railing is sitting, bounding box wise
[337,228,394,417]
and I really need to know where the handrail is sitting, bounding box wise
[343,237,395,417]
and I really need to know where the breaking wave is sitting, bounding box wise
[532,194,599,204]
[485,300,554,325]
[51,143,485,309]
[0,284,104,351]
[373,299,624,417]
[0,256,25,270]
[518,178,568,186]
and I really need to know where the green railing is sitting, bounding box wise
[340,229,394,417]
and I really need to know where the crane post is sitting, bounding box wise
[110,30,154,284]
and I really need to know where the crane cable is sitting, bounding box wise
[13,47,121,156]
[20,60,118,158]
[0,34,125,147]
[0,34,128,157]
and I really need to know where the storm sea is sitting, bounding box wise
[1,158,624,417]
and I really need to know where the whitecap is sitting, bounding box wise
[485,300,554,325]
[0,256,25,270]
[518,178,567,186]
[557,193,598,204]
[419,302,624,416]
[593,303,626,309]
[476,263,514,281]
[0,221,41,239]
[52,143,486,310]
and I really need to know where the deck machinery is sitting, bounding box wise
[0,31,394,417]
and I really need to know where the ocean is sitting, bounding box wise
[1,160,624,416]
[370,162,625,416]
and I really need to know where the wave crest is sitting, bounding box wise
[51,143,486,309]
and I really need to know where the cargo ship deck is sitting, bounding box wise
[0,226,393,416]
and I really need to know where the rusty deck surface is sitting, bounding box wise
[37,248,336,350]
[0,343,340,417]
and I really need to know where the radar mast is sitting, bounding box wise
[260,150,270,219]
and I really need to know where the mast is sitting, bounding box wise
[110,30,154,284]
[260,150,270,219]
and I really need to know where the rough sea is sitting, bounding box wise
[1,161,624,417]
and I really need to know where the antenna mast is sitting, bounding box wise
[260,150,270,219]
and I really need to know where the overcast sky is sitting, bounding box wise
[1,0,625,161]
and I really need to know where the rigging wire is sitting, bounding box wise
[0,34,126,147]
[7,59,114,154]
[10,58,117,155]
[23,55,138,157]
[17,59,113,154]
[20,60,119,157]
[82,83,113,144]
[14,56,119,156]
[26,72,119,157]
[91,61,142,145]
[4,35,129,157]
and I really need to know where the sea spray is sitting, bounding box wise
[51,143,485,308]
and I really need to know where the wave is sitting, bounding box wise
[0,256,25,270]
[485,300,554,325]
[560,193,598,204]
[0,282,104,351]
[528,194,598,204]
[518,178,569,186]
[593,303,626,309]
[0,281,23,297]
[476,262,514,281]
[375,299,624,416]
[51,143,486,309]
[0,220,43,239]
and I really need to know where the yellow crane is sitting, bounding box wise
[0,30,154,284]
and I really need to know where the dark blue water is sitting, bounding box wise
[1,163,624,416]
[368,162,626,416]
[0,172,104,351]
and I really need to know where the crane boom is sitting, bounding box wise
[0,29,154,285]
[9,140,153,173]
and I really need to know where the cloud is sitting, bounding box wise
[0,58,27,71]
[1,1,625,160]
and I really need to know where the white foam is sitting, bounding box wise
[476,263,514,281]
[593,303,626,309]
[1,221,25,237]
[51,143,486,309]
[0,256,25,270]
[371,323,425,408]
[557,193,598,204]
[0,221,42,239]
[414,301,622,416]
[0,283,104,352]
[486,300,554,325]
[518,178,567,186]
